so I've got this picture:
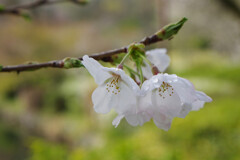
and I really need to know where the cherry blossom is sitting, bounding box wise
[82,54,212,131]
[82,55,140,114]
[141,73,212,130]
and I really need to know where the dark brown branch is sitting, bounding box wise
[0,33,162,73]
[0,0,85,16]
[1,61,65,73]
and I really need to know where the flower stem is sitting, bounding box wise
[119,50,132,65]
[136,63,144,85]
[139,54,152,66]
[123,65,140,77]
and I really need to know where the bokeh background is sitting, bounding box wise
[0,0,240,159]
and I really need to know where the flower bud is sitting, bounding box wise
[156,17,188,40]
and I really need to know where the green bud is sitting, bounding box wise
[63,57,83,69]
[156,17,188,40]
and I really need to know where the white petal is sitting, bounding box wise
[141,78,154,95]
[138,93,153,112]
[153,112,172,131]
[114,95,153,127]
[82,55,112,85]
[195,91,212,102]
[125,111,151,126]
[114,81,138,114]
[92,83,117,114]
[168,76,197,104]
[112,114,124,128]
[146,48,170,72]
[178,103,192,118]
[152,87,182,117]
[191,100,205,111]
[191,91,212,111]
[142,62,153,79]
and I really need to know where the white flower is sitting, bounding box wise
[82,55,212,131]
[141,73,212,130]
[82,55,140,114]
[142,48,170,78]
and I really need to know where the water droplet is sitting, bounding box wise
[153,83,160,88]
[152,77,158,83]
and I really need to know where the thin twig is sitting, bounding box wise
[0,34,161,73]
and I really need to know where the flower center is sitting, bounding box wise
[106,76,121,95]
[158,81,174,99]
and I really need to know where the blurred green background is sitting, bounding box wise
[0,0,240,160]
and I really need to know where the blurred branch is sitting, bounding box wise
[217,0,240,18]
[0,17,187,73]
[0,0,88,16]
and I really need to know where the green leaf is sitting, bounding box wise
[0,65,3,71]
[156,17,188,40]
[63,58,84,69]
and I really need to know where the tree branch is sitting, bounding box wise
[0,0,87,16]
[0,35,160,73]
[0,17,188,73]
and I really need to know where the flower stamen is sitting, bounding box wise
[158,81,174,98]
[106,76,121,95]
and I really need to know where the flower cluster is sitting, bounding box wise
[82,48,212,131]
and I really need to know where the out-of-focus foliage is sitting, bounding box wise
[0,0,240,160]
[1,50,239,160]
